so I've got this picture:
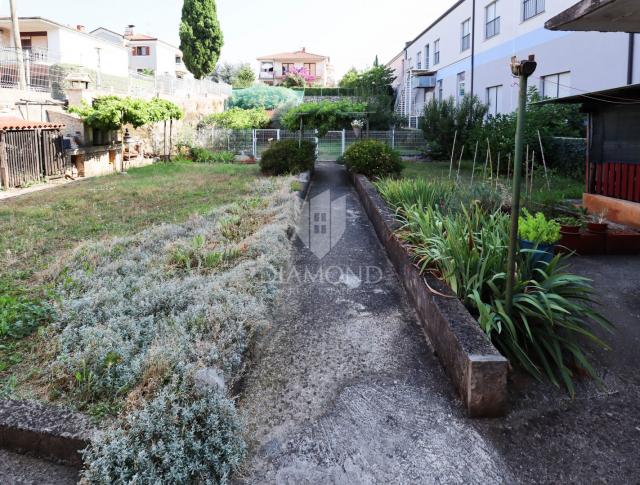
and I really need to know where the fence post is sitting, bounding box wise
[0,132,8,189]
[252,129,257,158]
[341,129,346,156]
[276,129,281,141]
[391,128,396,150]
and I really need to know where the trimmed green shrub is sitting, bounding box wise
[199,107,269,130]
[260,140,316,175]
[343,140,402,179]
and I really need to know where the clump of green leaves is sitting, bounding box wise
[518,209,561,245]
[0,286,52,340]
[169,235,242,272]
[199,107,269,130]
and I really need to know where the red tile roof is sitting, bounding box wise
[0,117,65,131]
[125,33,158,41]
[257,49,328,62]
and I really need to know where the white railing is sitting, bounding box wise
[0,46,231,100]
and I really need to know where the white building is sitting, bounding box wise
[91,25,189,79]
[0,17,129,77]
[389,0,639,127]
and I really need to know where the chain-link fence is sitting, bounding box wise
[194,128,427,160]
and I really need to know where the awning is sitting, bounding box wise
[545,0,640,33]
[534,83,640,105]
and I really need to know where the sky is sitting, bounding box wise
[1,0,454,78]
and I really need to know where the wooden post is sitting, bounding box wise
[496,152,501,189]
[456,145,465,184]
[163,120,167,161]
[169,118,173,161]
[470,140,479,186]
[487,138,493,182]
[0,132,9,189]
[530,151,536,199]
[537,130,551,190]
[448,130,458,179]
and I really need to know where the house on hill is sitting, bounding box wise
[91,25,189,79]
[257,48,334,87]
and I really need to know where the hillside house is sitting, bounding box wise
[257,48,334,87]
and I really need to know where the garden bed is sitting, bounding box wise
[350,172,508,417]
[350,168,611,417]
[0,162,310,480]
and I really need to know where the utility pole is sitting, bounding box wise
[505,55,537,316]
[9,0,27,91]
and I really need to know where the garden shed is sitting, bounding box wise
[540,84,640,228]
[0,117,67,189]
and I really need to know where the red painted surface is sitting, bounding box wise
[593,162,640,202]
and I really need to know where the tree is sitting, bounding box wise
[373,55,380,67]
[211,62,236,84]
[282,67,315,88]
[339,68,360,89]
[179,0,224,79]
[233,64,255,88]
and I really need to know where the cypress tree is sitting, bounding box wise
[179,0,224,79]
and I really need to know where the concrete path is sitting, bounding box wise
[237,162,513,484]
[0,449,78,484]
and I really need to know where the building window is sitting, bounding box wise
[434,39,440,65]
[282,63,294,75]
[486,85,502,115]
[457,72,466,103]
[424,44,430,70]
[523,0,545,21]
[437,79,443,102]
[416,51,422,70]
[541,72,571,99]
[461,19,471,51]
[175,56,182,64]
[132,46,150,56]
[486,2,500,38]
[304,63,317,77]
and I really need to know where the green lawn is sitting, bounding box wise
[0,161,260,379]
[402,160,584,207]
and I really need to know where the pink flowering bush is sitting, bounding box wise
[283,66,316,87]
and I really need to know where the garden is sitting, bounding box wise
[0,151,312,481]
[340,108,613,396]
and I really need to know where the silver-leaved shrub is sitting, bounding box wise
[47,177,297,481]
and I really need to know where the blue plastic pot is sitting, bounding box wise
[519,239,556,267]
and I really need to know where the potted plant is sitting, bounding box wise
[518,209,561,266]
[556,215,582,234]
[587,209,609,234]
[351,119,365,138]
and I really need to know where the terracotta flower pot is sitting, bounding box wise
[587,222,608,234]
[560,224,580,235]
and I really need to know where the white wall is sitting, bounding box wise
[54,28,129,76]
[393,0,640,117]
